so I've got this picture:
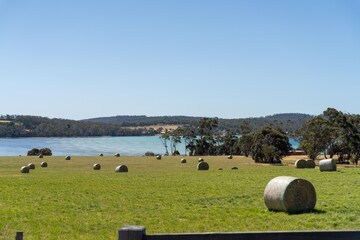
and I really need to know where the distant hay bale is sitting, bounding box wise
[319,159,337,172]
[180,158,186,163]
[306,159,316,168]
[20,166,30,173]
[156,155,161,160]
[114,153,120,157]
[99,153,103,156]
[27,163,35,170]
[228,155,233,159]
[115,165,128,172]
[38,154,43,158]
[93,163,101,170]
[295,159,307,169]
[40,162,48,167]
[197,161,209,170]
[65,156,71,160]
[264,176,316,213]
[231,167,238,170]
[198,158,204,162]
[218,168,223,170]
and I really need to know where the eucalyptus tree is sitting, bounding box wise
[251,126,291,163]
[194,117,219,155]
[323,108,360,163]
[298,116,334,160]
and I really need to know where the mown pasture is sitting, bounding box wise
[0,155,360,239]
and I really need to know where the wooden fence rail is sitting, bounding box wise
[118,226,360,240]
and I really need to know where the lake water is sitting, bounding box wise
[0,136,299,156]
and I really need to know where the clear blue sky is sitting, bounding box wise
[1,0,359,120]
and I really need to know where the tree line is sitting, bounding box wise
[297,108,360,163]
[160,108,359,164]
[85,113,313,134]
[0,115,156,137]
[160,117,290,164]
[0,113,313,138]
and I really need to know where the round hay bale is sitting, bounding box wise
[197,161,209,170]
[218,168,223,170]
[93,163,101,170]
[180,158,186,163]
[227,155,233,159]
[27,163,35,170]
[65,156,71,160]
[319,159,337,172]
[156,155,161,160]
[40,162,48,167]
[306,159,316,168]
[38,154,44,158]
[231,167,238,170]
[20,166,30,173]
[295,159,307,169]
[198,158,204,162]
[99,153,103,156]
[264,176,316,213]
[115,165,128,172]
[114,153,120,157]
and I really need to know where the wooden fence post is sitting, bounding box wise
[15,231,23,240]
[118,226,146,240]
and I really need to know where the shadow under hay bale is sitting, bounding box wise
[218,168,223,170]
[20,166,30,173]
[295,159,307,169]
[197,161,209,170]
[93,163,101,170]
[27,163,35,170]
[231,167,238,170]
[180,158,186,163]
[40,162,48,167]
[65,156,71,160]
[115,165,128,172]
[319,159,337,172]
[264,176,316,214]
[306,159,316,168]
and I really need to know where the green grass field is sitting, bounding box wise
[0,155,360,239]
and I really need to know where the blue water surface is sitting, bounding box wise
[0,136,299,156]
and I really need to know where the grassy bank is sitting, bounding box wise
[0,155,359,239]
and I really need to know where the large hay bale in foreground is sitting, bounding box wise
[93,163,101,170]
[40,162,48,167]
[180,158,186,163]
[115,165,128,172]
[319,159,337,172]
[27,163,35,170]
[20,166,30,173]
[65,156,71,160]
[306,159,316,168]
[295,159,307,169]
[197,161,209,170]
[264,176,316,213]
